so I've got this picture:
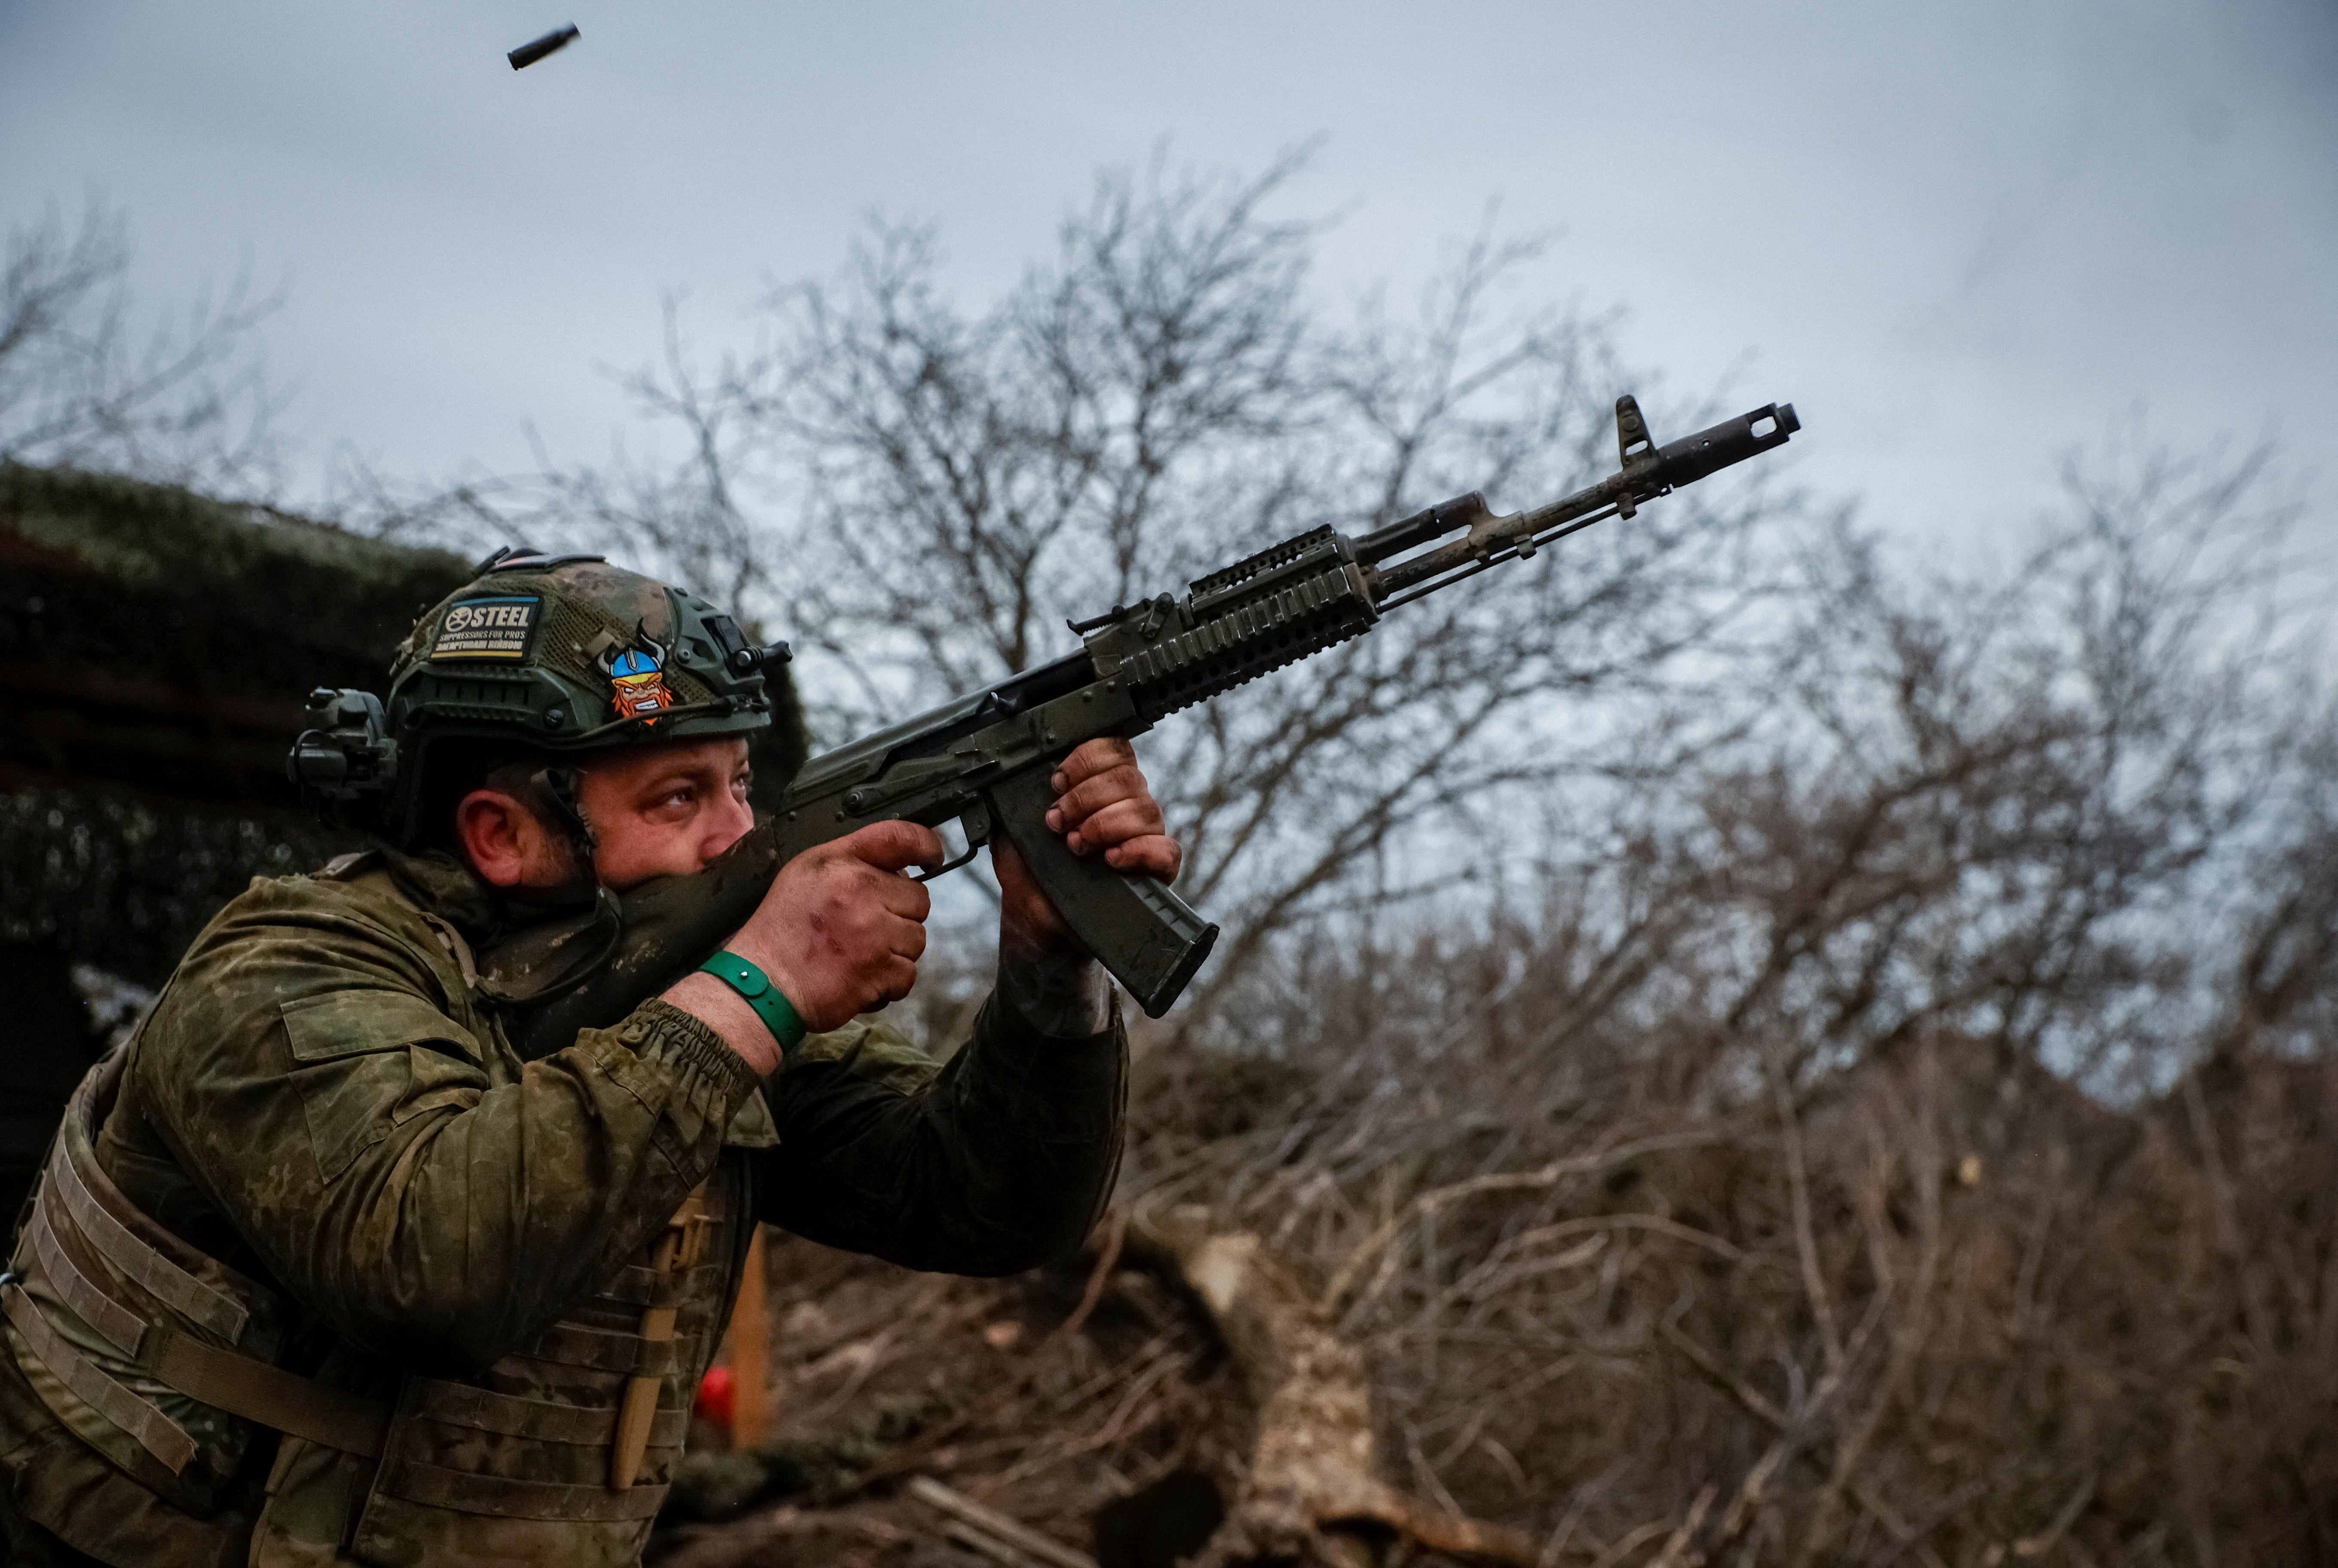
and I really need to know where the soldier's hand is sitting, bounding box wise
[997,738,1181,958]
[1047,738,1181,877]
[731,821,942,1032]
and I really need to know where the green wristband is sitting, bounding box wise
[696,951,808,1050]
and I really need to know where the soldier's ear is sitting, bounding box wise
[456,787,558,888]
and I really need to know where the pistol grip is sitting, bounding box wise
[985,766,1217,1018]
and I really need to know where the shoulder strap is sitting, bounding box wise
[144,1328,385,1458]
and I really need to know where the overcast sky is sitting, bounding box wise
[3,1,2332,569]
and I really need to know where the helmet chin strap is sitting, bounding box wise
[527,763,603,895]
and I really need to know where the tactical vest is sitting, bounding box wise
[0,889,760,1567]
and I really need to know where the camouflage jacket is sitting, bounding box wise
[0,851,1126,1567]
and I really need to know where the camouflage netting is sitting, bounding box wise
[0,460,478,977]
[0,785,342,988]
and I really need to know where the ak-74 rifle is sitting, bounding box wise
[492,395,1800,1054]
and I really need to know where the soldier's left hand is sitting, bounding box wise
[1046,738,1180,877]
[996,738,1180,956]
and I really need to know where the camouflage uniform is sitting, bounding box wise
[0,842,1125,1565]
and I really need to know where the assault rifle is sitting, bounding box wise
[491,395,1799,1052]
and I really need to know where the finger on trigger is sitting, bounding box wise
[851,818,946,874]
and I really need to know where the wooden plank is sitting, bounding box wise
[726,1225,773,1448]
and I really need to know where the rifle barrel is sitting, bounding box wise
[1366,400,1798,605]
[1351,492,1494,568]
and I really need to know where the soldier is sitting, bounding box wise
[0,552,1175,1566]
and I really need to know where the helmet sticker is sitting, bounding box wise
[431,595,540,661]
[598,624,676,723]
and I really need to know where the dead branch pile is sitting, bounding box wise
[654,1014,2338,1561]
[656,1014,2335,1568]
[1130,1013,2337,1565]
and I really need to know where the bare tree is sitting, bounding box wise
[439,153,1809,1023]
[1689,436,2308,1097]
[0,198,284,497]
[658,437,2333,1563]
[1073,436,2329,1564]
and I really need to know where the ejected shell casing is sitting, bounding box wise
[508,24,579,70]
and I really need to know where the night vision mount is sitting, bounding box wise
[286,687,397,806]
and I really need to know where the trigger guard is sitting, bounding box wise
[907,802,993,884]
[907,838,983,884]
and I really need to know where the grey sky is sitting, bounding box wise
[3,1,2332,563]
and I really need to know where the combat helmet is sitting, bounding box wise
[288,548,788,847]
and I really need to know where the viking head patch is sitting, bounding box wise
[598,624,675,724]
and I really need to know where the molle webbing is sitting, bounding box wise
[518,1320,684,1377]
[409,1378,687,1448]
[1,1282,199,1474]
[10,1047,720,1526]
[594,1260,724,1308]
[377,1458,670,1522]
[50,1093,248,1344]
[610,1180,716,1490]
[7,1052,392,1472]
[24,1197,147,1357]
[366,1374,691,1523]
[18,1187,388,1461]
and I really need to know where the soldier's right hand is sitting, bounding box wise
[729,821,942,1033]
